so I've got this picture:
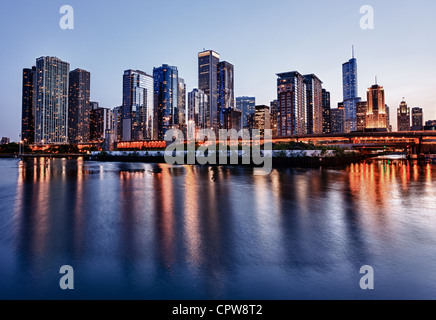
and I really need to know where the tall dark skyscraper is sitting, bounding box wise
[122,70,154,141]
[188,88,209,130]
[153,64,179,140]
[35,56,70,144]
[277,71,306,136]
[342,50,361,133]
[322,89,331,134]
[217,61,235,129]
[411,107,423,131]
[356,101,368,132]
[68,68,91,144]
[236,97,256,130]
[330,104,345,134]
[21,67,36,144]
[270,100,279,137]
[397,100,411,132]
[178,78,186,132]
[198,50,220,132]
[303,74,323,134]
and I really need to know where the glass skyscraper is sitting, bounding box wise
[153,64,179,140]
[366,84,387,130]
[236,97,256,130]
[35,56,70,145]
[303,74,323,135]
[322,89,331,134]
[122,70,154,141]
[178,77,186,133]
[188,88,209,130]
[68,68,91,144]
[198,50,220,132]
[21,67,36,144]
[217,61,235,129]
[342,52,361,133]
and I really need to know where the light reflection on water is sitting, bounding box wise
[0,158,435,299]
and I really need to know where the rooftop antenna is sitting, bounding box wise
[352,45,355,58]
[375,76,377,85]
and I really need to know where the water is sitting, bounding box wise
[0,158,435,300]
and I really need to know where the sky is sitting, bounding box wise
[1,0,436,141]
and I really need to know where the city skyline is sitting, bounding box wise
[2,1,436,140]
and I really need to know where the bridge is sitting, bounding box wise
[273,131,436,155]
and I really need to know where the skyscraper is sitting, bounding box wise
[397,100,411,132]
[68,68,91,144]
[342,51,361,133]
[411,107,424,131]
[254,105,271,138]
[303,74,323,134]
[270,100,279,137]
[178,78,186,132]
[122,70,154,141]
[198,50,220,132]
[153,65,179,140]
[356,101,368,132]
[22,67,36,144]
[188,88,209,130]
[322,89,331,134]
[236,97,256,129]
[277,71,306,136]
[386,105,392,132]
[366,83,387,130]
[330,105,345,134]
[35,56,70,144]
[217,61,235,129]
[90,105,113,142]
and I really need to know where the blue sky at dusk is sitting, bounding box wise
[1,0,436,140]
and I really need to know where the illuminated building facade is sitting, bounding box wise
[342,53,361,133]
[217,61,235,129]
[236,96,255,129]
[178,78,186,133]
[90,104,113,142]
[397,100,411,132]
[122,70,154,141]
[366,84,387,130]
[356,101,367,132]
[303,74,323,134]
[188,88,209,130]
[270,100,279,137]
[254,105,271,138]
[330,105,345,134]
[35,56,70,144]
[322,89,331,134]
[411,107,424,131]
[68,68,91,144]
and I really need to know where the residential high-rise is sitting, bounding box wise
[217,61,235,129]
[330,105,345,134]
[254,105,271,138]
[199,50,220,132]
[223,109,242,131]
[342,51,361,132]
[35,56,70,144]
[113,106,123,142]
[153,65,179,140]
[386,105,392,132]
[303,74,323,134]
[68,68,91,144]
[90,106,113,142]
[397,100,411,132]
[366,83,387,130]
[322,89,331,134]
[270,100,279,137]
[411,107,424,131]
[236,97,256,129]
[188,89,209,130]
[277,71,306,136]
[178,78,186,132]
[356,101,368,132]
[21,67,36,144]
[122,70,154,141]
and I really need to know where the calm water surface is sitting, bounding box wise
[0,158,435,300]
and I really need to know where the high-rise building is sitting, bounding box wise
[425,120,436,130]
[188,89,209,130]
[254,105,271,138]
[322,89,331,134]
[122,70,154,141]
[217,61,235,129]
[90,106,113,142]
[153,65,179,140]
[199,50,220,132]
[356,101,368,132]
[277,71,306,136]
[21,67,36,144]
[223,109,242,131]
[270,100,279,137]
[303,74,323,134]
[68,68,91,144]
[342,51,361,132]
[411,107,424,131]
[178,78,186,132]
[386,105,392,132]
[366,83,387,130]
[397,100,411,132]
[113,106,123,142]
[35,56,70,144]
[330,106,345,134]
[236,97,256,129]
